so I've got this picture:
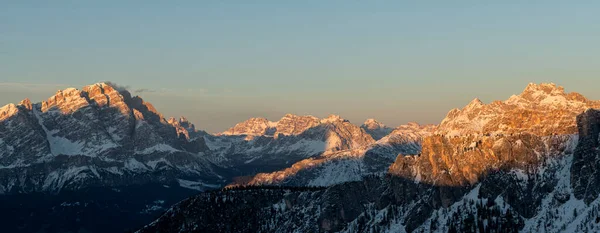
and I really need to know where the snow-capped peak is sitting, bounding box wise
[362,118,386,129]
[83,82,120,92]
[221,117,277,136]
[520,82,567,102]
[361,118,394,140]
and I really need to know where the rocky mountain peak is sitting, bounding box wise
[405,122,422,127]
[83,82,117,94]
[521,82,564,96]
[18,98,32,110]
[275,114,320,136]
[362,118,386,130]
[179,116,189,124]
[82,82,131,114]
[360,118,393,140]
[41,87,88,113]
[167,117,178,125]
[464,98,484,110]
[516,82,570,104]
[438,83,600,136]
[221,117,277,136]
[0,103,19,121]
[280,113,299,119]
[320,114,347,124]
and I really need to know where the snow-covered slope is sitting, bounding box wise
[233,122,436,187]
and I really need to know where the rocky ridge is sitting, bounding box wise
[438,83,600,136]
[236,122,435,187]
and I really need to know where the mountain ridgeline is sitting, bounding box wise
[2,82,600,232]
[0,82,425,232]
[139,83,600,233]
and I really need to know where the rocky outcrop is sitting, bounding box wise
[571,108,600,203]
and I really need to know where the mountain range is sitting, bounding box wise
[0,82,428,232]
[2,82,600,232]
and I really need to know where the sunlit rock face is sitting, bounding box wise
[389,134,577,186]
[221,117,277,136]
[275,114,321,136]
[0,82,217,195]
[438,83,600,136]
[389,83,590,188]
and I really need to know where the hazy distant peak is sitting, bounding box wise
[362,118,386,130]
[279,113,318,121]
[221,117,277,136]
[360,118,393,140]
[320,114,347,123]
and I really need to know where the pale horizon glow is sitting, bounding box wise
[2,2,600,133]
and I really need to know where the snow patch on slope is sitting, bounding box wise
[307,159,365,186]
[33,109,85,156]
[124,158,149,171]
[278,139,326,155]
[137,144,179,154]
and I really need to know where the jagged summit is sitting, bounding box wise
[362,118,386,129]
[438,82,600,136]
[464,98,484,110]
[222,114,355,137]
[0,103,19,121]
[522,82,564,96]
[360,118,393,140]
[320,114,348,124]
[275,114,320,136]
[221,117,277,136]
[19,98,32,110]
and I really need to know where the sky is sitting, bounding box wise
[2,1,600,133]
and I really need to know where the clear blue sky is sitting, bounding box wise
[2,1,599,132]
